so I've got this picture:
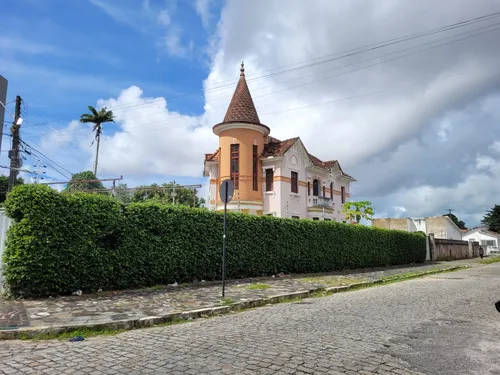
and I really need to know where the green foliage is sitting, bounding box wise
[64,171,105,192]
[2,185,426,298]
[131,182,205,208]
[0,175,24,204]
[342,201,374,223]
[443,213,467,230]
[79,105,115,139]
[481,205,500,233]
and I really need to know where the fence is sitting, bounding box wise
[428,234,479,261]
[0,208,12,293]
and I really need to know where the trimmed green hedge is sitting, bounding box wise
[2,184,426,297]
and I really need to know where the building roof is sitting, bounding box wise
[261,136,298,157]
[204,149,219,162]
[221,63,261,125]
[464,227,500,238]
[262,136,355,180]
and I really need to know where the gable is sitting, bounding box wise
[283,138,312,167]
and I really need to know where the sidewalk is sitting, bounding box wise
[0,258,482,338]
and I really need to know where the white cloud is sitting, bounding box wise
[44,0,500,226]
[164,30,194,58]
[194,0,212,28]
[157,9,171,26]
[94,86,214,177]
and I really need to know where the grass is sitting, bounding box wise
[479,256,500,264]
[302,276,364,287]
[9,266,466,341]
[219,297,235,305]
[246,283,271,290]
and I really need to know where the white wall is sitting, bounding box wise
[0,209,12,294]
[408,218,426,233]
[444,219,463,240]
[463,231,499,255]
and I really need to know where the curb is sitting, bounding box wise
[0,265,467,340]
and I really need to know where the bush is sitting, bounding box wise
[2,185,426,298]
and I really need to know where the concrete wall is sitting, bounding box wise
[0,209,12,293]
[430,237,479,261]
[372,218,409,231]
[0,75,8,154]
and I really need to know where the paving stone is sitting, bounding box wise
[0,262,499,375]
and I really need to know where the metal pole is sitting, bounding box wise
[222,187,228,298]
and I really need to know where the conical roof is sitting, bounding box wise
[222,63,261,124]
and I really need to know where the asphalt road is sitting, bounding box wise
[0,263,499,374]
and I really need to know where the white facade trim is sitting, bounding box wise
[213,122,270,136]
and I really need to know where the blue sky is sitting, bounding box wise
[1,0,222,187]
[1,0,500,227]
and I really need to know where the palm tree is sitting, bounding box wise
[79,106,115,176]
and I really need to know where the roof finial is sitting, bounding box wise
[240,61,245,76]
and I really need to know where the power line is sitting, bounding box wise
[105,21,500,131]
[106,10,500,113]
[19,140,73,179]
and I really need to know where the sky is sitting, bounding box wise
[1,0,500,227]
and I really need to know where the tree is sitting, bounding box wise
[79,105,115,176]
[132,182,205,208]
[0,175,24,204]
[342,201,374,224]
[443,213,467,230]
[481,205,500,233]
[64,171,104,192]
[113,183,133,204]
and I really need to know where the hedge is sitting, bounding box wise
[2,184,426,298]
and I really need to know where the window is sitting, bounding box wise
[313,179,319,196]
[230,144,239,189]
[341,186,345,204]
[291,171,298,193]
[265,169,274,192]
[307,182,310,196]
[252,145,258,191]
[292,216,300,219]
[481,240,496,246]
[330,182,333,200]
[313,217,319,221]
[325,218,331,221]
[322,186,326,198]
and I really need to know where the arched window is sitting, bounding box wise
[313,179,319,196]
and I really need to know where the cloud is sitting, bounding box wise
[194,0,212,28]
[93,86,214,177]
[157,9,171,26]
[0,36,57,55]
[42,0,500,226]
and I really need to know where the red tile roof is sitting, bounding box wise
[262,136,298,157]
[222,63,261,125]
[204,149,219,162]
[262,136,355,179]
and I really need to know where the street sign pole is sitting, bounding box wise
[222,187,228,297]
[219,179,234,298]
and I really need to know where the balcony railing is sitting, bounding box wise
[308,197,334,209]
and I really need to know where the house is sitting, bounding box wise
[203,63,356,220]
[371,216,463,240]
[462,227,500,255]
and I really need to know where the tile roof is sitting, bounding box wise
[262,136,355,179]
[262,136,298,157]
[204,149,219,162]
[222,63,261,125]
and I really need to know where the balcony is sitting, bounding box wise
[308,197,334,209]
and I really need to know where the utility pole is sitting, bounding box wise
[8,96,21,192]
[447,208,454,215]
[171,180,177,205]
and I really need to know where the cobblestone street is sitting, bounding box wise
[1,263,499,375]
